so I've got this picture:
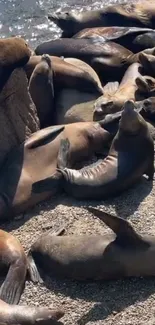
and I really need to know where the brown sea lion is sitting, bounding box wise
[0,37,31,90]
[29,54,55,128]
[27,206,155,282]
[48,1,155,37]
[25,55,103,96]
[0,298,64,324]
[93,63,155,119]
[0,230,27,305]
[73,26,153,52]
[139,52,155,77]
[33,100,154,200]
[0,120,115,221]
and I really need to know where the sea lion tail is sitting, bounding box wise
[27,253,43,284]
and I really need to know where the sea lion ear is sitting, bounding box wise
[135,76,149,92]
[86,207,148,247]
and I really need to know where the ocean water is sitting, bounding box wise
[0,0,135,49]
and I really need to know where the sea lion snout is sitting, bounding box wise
[120,100,141,133]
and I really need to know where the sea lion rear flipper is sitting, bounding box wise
[103,81,119,96]
[26,125,65,149]
[32,138,70,193]
[27,254,43,284]
[86,207,149,247]
[0,261,26,304]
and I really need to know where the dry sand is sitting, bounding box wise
[1,168,155,325]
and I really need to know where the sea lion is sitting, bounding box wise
[139,52,155,77]
[0,37,31,90]
[25,55,103,95]
[33,100,154,200]
[48,1,155,37]
[73,26,153,52]
[0,120,115,220]
[34,38,155,83]
[93,63,155,119]
[29,54,55,128]
[27,207,155,282]
[0,230,27,305]
[0,298,64,324]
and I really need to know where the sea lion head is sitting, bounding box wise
[93,96,121,120]
[48,11,78,37]
[139,52,155,75]
[119,100,146,134]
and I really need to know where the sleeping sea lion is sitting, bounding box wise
[25,55,103,95]
[33,100,154,200]
[94,62,155,119]
[139,52,155,77]
[29,54,55,128]
[27,207,155,282]
[0,37,31,90]
[0,120,115,221]
[73,26,153,52]
[0,298,64,324]
[48,1,155,37]
[0,229,27,305]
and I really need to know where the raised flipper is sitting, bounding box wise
[0,259,26,304]
[41,54,55,98]
[27,254,43,284]
[103,81,119,96]
[32,138,70,193]
[26,125,65,149]
[86,207,149,248]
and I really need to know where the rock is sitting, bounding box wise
[0,68,40,168]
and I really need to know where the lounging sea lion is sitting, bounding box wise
[28,207,155,281]
[0,37,31,89]
[0,230,27,305]
[139,52,155,77]
[33,100,154,200]
[73,26,153,52]
[34,38,155,82]
[0,120,115,220]
[29,54,55,128]
[94,62,155,119]
[0,298,64,324]
[25,55,103,95]
[48,1,155,37]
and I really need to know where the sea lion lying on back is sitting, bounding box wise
[73,26,154,52]
[0,298,64,324]
[32,100,154,200]
[28,207,155,282]
[94,63,155,119]
[48,1,155,37]
[0,120,115,221]
[0,37,31,90]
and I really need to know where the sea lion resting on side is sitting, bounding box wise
[48,1,155,37]
[0,298,64,325]
[28,207,155,281]
[25,55,103,95]
[73,26,154,52]
[94,62,155,119]
[32,100,154,200]
[0,120,115,221]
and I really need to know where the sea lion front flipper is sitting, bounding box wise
[0,261,26,304]
[86,207,149,247]
[27,254,43,284]
[26,125,65,149]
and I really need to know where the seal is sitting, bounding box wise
[0,298,64,324]
[0,37,31,90]
[93,62,155,119]
[0,120,115,221]
[29,54,55,128]
[27,206,155,282]
[48,1,155,37]
[0,229,27,305]
[73,26,153,52]
[139,51,155,77]
[33,100,154,199]
[25,55,103,95]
